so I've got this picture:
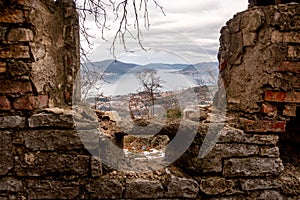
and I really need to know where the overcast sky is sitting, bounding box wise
[84,0,248,64]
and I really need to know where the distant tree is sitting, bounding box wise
[135,69,164,117]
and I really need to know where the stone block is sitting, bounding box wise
[265,90,300,103]
[218,127,279,145]
[0,131,13,175]
[283,104,297,117]
[0,116,26,129]
[240,179,280,191]
[0,62,6,73]
[165,175,199,198]
[0,9,24,23]
[15,152,90,176]
[86,178,123,199]
[199,176,236,196]
[200,144,259,173]
[223,157,284,177]
[125,179,165,199]
[0,177,23,192]
[271,30,283,43]
[0,27,6,41]
[283,32,300,43]
[0,96,10,110]
[276,61,300,73]
[28,113,74,128]
[240,118,286,133]
[0,45,30,59]
[7,28,34,42]
[8,61,29,77]
[27,180,80,200]
[255,190,284,200]
[288,46,300,59]
[14,130,88,151]
[91,157,103,177]
[0,80,32,94]
[13,95,48,110]
[259,146,280,157]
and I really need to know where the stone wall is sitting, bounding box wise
[0,0,79,110]
[0,0,299,199]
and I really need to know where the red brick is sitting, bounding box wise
[0,80,32,94]
[240,118,286,133]
[265,90,300,103]
[261,103,277,116]
[0,10,24,23]
[283,104,297,117]
[13,95,48,110]
[0,96,11,110]
[276,61,300,73]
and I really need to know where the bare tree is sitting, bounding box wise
[74,0,165,60]
[135,69,164,117]
[72,0,165,102]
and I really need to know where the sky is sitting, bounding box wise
[83,0,248,65]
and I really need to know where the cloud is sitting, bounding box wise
[85,0,248,64]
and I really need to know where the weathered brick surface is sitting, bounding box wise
[223,157,284,177]
[283,104,297,117]
[14,130,91,151]
[240,179,280,191]
[27,180,80,200]
[28,113,74,128]
[276,61,300,73]
[7,28,34,42]
[199,176,236,196]
[240,118,286,133]
[0,177,23,192]
[86,178,123,199]
[125,179,165,199]
[218,127,279,145]
[0,45,30,59]
[265,90,300,103]
[261,103,277,116]
[0,131,13,175]
[0,27,6,41]
[15,152,90,176]
[259,146,280,158]
[0,62,6,73]
[288,46,300,59]
[0,96,11,110]
[283,32,300,43]
[8,61,30,77]
[0,9,24,23]
[200,144,259,173]
[0,116,26,129]
[0,80,32,94]
[13,95,48,110]
[166,176,199,198]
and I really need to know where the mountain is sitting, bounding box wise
[180,62,218,74]
[83,59,138,74]
[83,60,219,77]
